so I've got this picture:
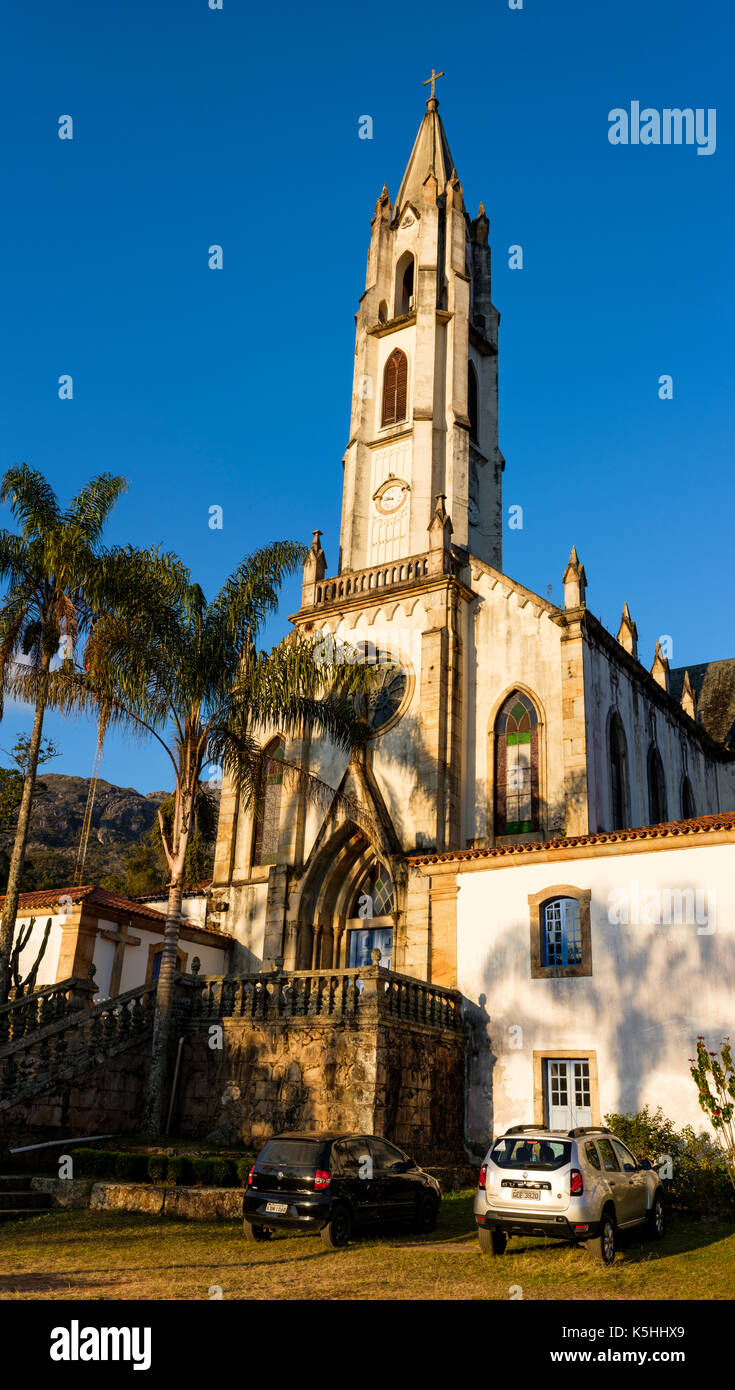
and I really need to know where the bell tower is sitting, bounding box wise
[339,79,504,575]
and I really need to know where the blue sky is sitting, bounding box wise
[1,0,732,793]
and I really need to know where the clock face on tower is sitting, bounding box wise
[374,476,409,516]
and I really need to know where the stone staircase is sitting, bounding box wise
[0,1173,54,1222]
[0,981,157,1111]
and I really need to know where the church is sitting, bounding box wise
[206,83,735,1141]
[3,85,734,1157]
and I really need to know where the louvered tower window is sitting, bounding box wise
[381,349,408,427]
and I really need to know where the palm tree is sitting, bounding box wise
[0,465,127,1002]
[79,541,372,1134]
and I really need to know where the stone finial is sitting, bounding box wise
[446,167,464,211]
[471,202,489,245]
[562,546,587,610]
[370,947,382,966]
[301,529,327,606]
[617,601,638,658]
[680,668,697,719]
[651,639,670,692]
[428,494,453,575]
[374,184,392,223]
[422,170,439,205]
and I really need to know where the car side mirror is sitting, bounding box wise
[640,1159,652,1171]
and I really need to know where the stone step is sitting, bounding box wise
[0,1189,51,1210]
[0,1206,53,1221]
[0,1174,32,1190]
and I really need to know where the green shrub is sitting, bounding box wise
[166,1155,194,1186]
[147,1153,168,1184]
[114,1152,148,1182]
[189,1156,236,1187]
[70,1147,115,1178]
[604,1106,735,1217]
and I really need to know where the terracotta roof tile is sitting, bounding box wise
[1,884,231,938]
[408,812,735,867]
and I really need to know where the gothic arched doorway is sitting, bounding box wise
[292,822,398,972]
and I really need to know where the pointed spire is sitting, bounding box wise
[680,669,697,719]
[562,546,587,609]
[428,494,453,574]
[394,99,458,216]
[651,639,670,692]
[616,602,638,658]
[301,529,327,606]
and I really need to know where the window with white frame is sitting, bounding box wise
[543,897,582,967]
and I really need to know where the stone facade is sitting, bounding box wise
[210,97,735,998]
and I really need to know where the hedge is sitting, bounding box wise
[67,1147,253,1188]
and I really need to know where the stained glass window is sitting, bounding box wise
[494,690,540,835]
[252,738,285,866]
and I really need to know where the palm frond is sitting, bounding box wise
[0,464,61,537]
[64,474,128,544]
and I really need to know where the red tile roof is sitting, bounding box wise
[2,884,231,938]
[408,812,735,866]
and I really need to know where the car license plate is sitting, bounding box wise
[512,1188,540,1200]
[265,1202,288,1214]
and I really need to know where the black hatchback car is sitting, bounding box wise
[243,1131,441,1247]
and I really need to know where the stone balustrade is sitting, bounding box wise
[0,981,157,1108]
[0,971,97,1047]
[182,965,463,1033]
[313,553,434,607]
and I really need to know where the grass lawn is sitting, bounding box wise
[1,1192,733,1300]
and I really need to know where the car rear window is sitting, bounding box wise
[490,1137,571,1171]
[256,1139,326,1169]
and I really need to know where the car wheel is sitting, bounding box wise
[477,1226,507,1256]
[588,1210,616,1266]
[414,1195,439,1234]
[320,1206,352,1249]
[647,1191,666,1241]
[243,1220,272,1242]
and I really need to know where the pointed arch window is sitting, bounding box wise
[252,737,285,866]
[681,776,696,819]
[468,361,479,443]
[381,349,408,427]
[494,691,541,836]
[346,863,394,969]
[609,713,629,830]
[395,252,415,316]
[647,746,668,825]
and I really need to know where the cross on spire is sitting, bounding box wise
[422,68,445,102]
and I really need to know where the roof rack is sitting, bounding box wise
[567,1126,612,1138]
[504,1125,551,1135]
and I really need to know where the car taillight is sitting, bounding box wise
[570,1168,584,1196]
[247,1165,254,1187]
[314,1169,331,1191]
[478,1163,488,1190]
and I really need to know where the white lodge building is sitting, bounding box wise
[209,93,735,1143]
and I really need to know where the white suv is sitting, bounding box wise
[474,1125,666,1265]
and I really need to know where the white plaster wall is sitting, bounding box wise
[225,881,269,974]
[583,641,718,833]
[12,913,64,988]
[468,571,566,843]
[457,840,734,1139]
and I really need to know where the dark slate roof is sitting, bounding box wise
[669,659,735,750]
